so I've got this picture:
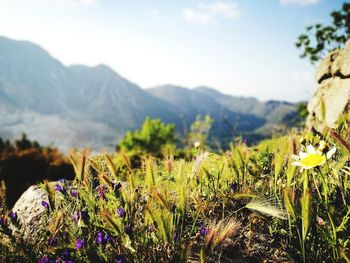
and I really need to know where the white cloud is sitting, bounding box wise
[182,1,240,25]
[280,0,320,6]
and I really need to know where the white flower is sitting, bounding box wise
[291,144,336,169]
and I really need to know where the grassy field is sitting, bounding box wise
[1,115,350,262]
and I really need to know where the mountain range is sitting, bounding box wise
[0,36,301,151]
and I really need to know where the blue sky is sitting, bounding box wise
[0,0,345,102]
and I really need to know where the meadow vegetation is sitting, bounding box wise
[1,112,350,262]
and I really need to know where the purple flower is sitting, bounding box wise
[200,226,208,237]
[60,250,71,261]
[75,238,84,250]
[116,255,124,263]
[70,190,79,198]
[230,182,237,191]
[48,236,57,246]
[8,211,16,221]
[96,231,104,245]
[117,208,125,218]
[174,232,178,241]
[124,224,132,236]
[59,178,64,183]
[37,256,50,263]
[0,217,5,226]
[41,201,49,209]
[55,184,66,194]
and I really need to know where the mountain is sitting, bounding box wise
[0,36,299,151]
[194,86,298,123]
[148,84,266,131]
[194,86,266,116]
[149,85,300,141]
[0,36,180,151]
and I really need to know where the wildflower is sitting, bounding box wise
[41,201,49,209]
[60,250,71,261]
[200,226,208,236]
[291,144,336,169]
[59,178,64,183]
[124,224,132,236]
[230,182,237,191]
[96,231,104,245]
[117,208,125,218]
[173,232,178,241]
[8,211,16,221]
[0,216,5,227]
[37,256,50,263]
[116,255,124,263]
[316,216,326,226]
[194,141,200,148]
[70,190,79,198]
[75,238,84,250]
[55,184,63,192]
[48,236,58,246]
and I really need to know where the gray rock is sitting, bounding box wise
[10,185,50,244]
[307,40,350,130]
[9,181,74,244]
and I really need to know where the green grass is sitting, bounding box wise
[1,116,350,262]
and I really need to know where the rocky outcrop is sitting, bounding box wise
[9,181,73,244]
[307,40,350,130]
[10,185,50,244]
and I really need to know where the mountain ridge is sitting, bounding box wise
[0,36,299,151]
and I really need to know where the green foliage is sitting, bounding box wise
[296,2,350,63]
[117,117,176,157]
[3,116,350,262]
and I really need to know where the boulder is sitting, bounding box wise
[307,40,350,130]
[9,181,73,244]
[10,185,50,244]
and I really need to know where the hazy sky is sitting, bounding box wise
[0,0,345,102]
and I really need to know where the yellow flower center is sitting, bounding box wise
[300,153,326,168]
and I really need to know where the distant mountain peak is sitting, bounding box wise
[0,36,298,151]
